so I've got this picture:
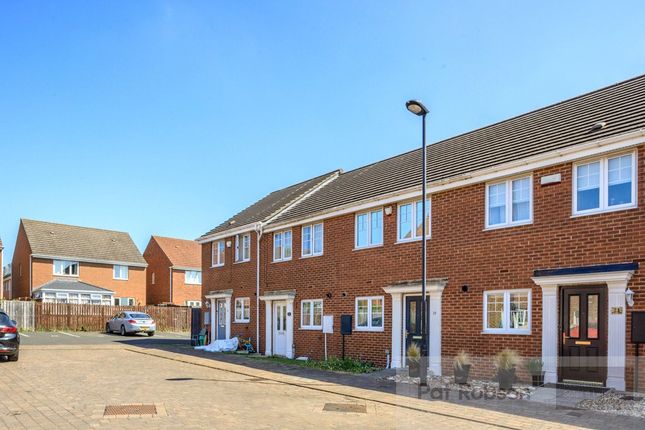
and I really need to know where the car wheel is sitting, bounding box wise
[148,332,155,337]
[105,323,111,334]
[120,325,126,336]
[8,351,19,362]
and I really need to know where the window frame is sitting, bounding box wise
[485,175,533,229]
[113,265,129,280]
[235,234,251,263]
[482,289,531,335]
[234,297,251,323]
[186,300,202,308]
[300,299,323,330]
[301,223,324,258]
[272,229,293,262]
[396,198,432,242]
[211,240,225,267]
[354,208,384,249]
[184,270,202,285]
[354,296,385,332]
[572,151,637,216]
[53,260,79,277]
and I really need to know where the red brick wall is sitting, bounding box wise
[143,237,172,305]
[202,233,258,346]
[31,258,146,304]
[203,146,645,390]
[171,269,202,306]
[11,223,32,299]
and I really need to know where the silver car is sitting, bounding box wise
[106,312,156,336]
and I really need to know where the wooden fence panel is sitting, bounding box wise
[34,303,192,332]
[0,300,35,331]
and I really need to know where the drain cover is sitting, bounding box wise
[323,403,367,413]
[104,404,157,416]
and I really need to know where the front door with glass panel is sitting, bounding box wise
[216,299,227,340]
[405,296,428,365]
[273,301,288,356]
[560,286,607,384]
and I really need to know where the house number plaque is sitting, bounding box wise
[611,306,623,315]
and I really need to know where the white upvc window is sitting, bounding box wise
[273,230,292,262]
[53,260,79,276]
[355,296,384,331]
[212,240,225,267]
[485,176,533,228]
[301,299,323,329]
[301,223,324,257]
[55,292,69,303]
[185,270,202,285]
[113,265,129,280]
[235,234,251,263]
[68,293,79,304]
[397,198,431,242]
[115,297,135,306]
[483,289,531,335]
[573,152,637,215]
[186,300,202,308]
[355,209,383,248]
[234,298,250,322]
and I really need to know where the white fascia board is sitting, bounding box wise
[265,129,645,232]
[35,288,115,295]
[196,224,257,244]
[172,265,201,272]
[32,254,148,268]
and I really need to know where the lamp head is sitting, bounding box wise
[406,100,429,116]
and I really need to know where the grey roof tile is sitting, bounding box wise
[200,169,340,238]
[22,219,146,266]
[272,74,645,223]
[33,279,114,294]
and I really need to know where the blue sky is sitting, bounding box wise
[1,1,644,261]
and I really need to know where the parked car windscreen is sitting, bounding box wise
[129,313,151,319]
[0,312,13,325]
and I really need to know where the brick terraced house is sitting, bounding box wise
[143,236,203,307]
[11,219,147,305]
[199,75,645,391]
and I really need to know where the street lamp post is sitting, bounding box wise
[406,100,429,387]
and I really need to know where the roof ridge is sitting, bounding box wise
[152,235,198,243]
[335,74,645,178]
[21,218,131,236]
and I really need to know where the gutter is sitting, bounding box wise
[31,254,148,268]
[169,266,173,304]
[264,128,645,232]
[254,222,263,353]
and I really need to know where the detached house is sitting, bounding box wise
[11,219,147,305]
[143,236,202,307]
[199,75,645,392]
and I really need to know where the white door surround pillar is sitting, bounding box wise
[383,279,447,375]
[532,268,635,390]
[205,289,233,344]
[259,290,296,359]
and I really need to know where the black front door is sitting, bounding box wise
[560,286,607,384]
[405,296,428,365]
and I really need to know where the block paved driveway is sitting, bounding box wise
[0,332,606,429]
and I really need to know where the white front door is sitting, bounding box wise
[273,301,288,356]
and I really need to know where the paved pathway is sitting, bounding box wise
[0,339,641,429]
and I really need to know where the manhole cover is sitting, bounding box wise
[104,404,157,416]
[323,403,367,413]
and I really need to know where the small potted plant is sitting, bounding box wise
[407,343,421,378]
[453,350,472,384]
[524,358,545,387]
[494,349,519,391]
